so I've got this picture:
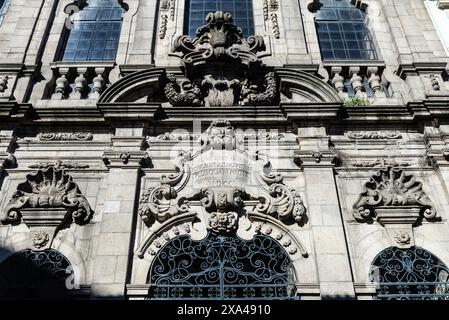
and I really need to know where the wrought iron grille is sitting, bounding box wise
[369,246,449,300]
[0,249,72,299]
[147,233,298,300]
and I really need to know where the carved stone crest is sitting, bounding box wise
[164,11,278,107]
[139,121,306,230]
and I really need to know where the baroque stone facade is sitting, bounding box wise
[0,0,449,300]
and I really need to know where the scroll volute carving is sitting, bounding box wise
[353,166,437,223]
[139,153,192,227]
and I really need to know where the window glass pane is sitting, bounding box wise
[62,0,124,61]
[187,0,255,37]
[314,0,377,61]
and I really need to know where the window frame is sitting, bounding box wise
[313,0,378,61]
[60,0,127,62]
[184,0,255,37]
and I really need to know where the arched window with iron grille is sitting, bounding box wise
[0,249,72,300]
[369,246,449,300]
[147,232,297,300]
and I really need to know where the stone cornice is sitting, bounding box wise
[397,62,448,79]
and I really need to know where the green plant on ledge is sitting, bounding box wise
[343,96,371,107]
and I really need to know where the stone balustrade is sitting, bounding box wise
[49,62,115,100]
[324,63,387,100]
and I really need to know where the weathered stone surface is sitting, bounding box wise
[0,1,448,301]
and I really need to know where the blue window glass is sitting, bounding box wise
[314,0,378,61]
[62,0,125,61]
[0,0,11,26]
[186,0,254,37]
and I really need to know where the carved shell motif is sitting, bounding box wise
[353,166,436,222]
[2,167,93,226]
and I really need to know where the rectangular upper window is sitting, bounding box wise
[62,0,125,62]
[186,0,254,37]
[313,0,378,61]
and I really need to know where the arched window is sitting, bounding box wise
[0,249,72,300]
[0,0,12,26]
[147,232,297,300]
[369,247,449,300]
[186,0,254,37]
[61,0,126,61]
[312,0,378,60]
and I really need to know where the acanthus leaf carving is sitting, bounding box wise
[270,13,280,39]
[199,120,237,151]
[2,166,94,227]
[353,166,437,222]
[160,0,170,10]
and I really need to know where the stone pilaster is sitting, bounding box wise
[295,131,355,299]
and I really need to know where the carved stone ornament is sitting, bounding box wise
[139,154,192,226]
[208,211,238,234]
[164,73,202,106]
[164,11,278,107]
[253,182,306,225]
[139,120,307,229]
[32,231,50,249]
[173,11,265,70]
[2,166,94,227]
[28,160,89,170]
[139,185,191,226]
[353,166,437,222]
[394,231,411,246]
[38,132,93,141]
[346,131,402,140]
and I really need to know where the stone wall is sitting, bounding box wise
[0,0,448,300]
